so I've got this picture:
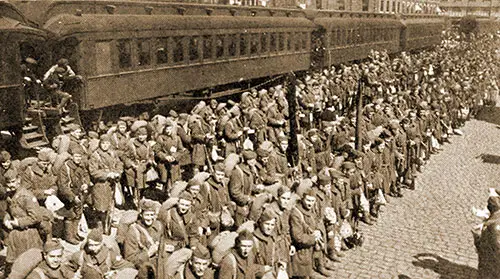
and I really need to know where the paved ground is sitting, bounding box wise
[332,115,500,279]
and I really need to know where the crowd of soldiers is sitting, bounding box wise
[0,31,499,279]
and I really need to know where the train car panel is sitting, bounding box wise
[0,2,46,130]
[44,14,315,109]
[402,16,444,51]
[315,15,402,66]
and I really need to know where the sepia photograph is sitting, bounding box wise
[0,0,499,278]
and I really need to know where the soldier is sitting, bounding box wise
[253,209,288,278]
[0,151,19,243]
[124,126,154,205]
[21,149,58,205]
[155,120,186,188]
[26,239,74,279]
[57,144,90,244]
[124,199,162,276]
[157,192,201,254]
[202,163,233,238]
[229,151,258,226]
[3,169,44,275]
[218,230,271,279]
[474,196,500,279]
[43,58,76,81]
[43,67,72,112]
[266,101,286,146]
[224,107,244,156]
[67,228,135,278]
[266,186,293,269]
[290,188,332,279]
[189,114,214,173]
[170,244,214,279]
[88,134,123,232]
[110,120,131,156]
[255,146,280,187]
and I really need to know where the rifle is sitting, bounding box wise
[104,176,119,235]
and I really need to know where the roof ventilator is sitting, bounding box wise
[145,6,153,15]
[105,5,116,14]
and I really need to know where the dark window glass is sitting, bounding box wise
[137,39,151,66]
[215,36,224,59]
[279,33,285,52]
[228,34,237,57]
[240,34,248,56]
[270,33,277,52]
[295,33,301,51]
[302,32,307,50]
[189,37,199,62]
[250,34,259,55]
[287,33,292,51]
[117,39,132,69]
[203,35,213,60]
[156,38,169,64]
[173,37,184,63]
[261,33,269,53]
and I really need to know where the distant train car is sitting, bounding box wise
[313,11,402,67]
[0,1,46,133]
[401,15,444,51]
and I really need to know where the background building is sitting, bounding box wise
[438,0,500,18]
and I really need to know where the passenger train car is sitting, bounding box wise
[1,0,450,145]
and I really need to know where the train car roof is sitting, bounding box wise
[44,14,316,37]
[314,17,403,29]
[0,2,46,36]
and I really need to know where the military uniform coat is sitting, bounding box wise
[124,220,163,268]
[88,148,124,212]
[67,246,134,279]
[476,210,500,279]
[21,163,58,203]
[289,204,318,277]
[5,187,43,263]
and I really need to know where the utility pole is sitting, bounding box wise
[355,77,364,151]
[286,72,300,168]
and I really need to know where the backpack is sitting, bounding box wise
[9,248,43,279]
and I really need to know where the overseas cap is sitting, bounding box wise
[87,228,103,242]
[44,239,63,253]
[192,244,211,260]
[139,198,161,213]
[0,150,11,162]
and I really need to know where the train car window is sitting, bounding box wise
[337,0,345,10]
[203,35,213,60]
[240,33,248,56]
[386,1,390,12]
[250,34,259,55]
[117,39,132,69]
[261,32,269,53]
[189,37,200,62]
[329,31,335,47]
[302,32,308,50]
[173,36,184,63]
[137,39,151,66]
[286,33,292,51]
[294,33,301,51]
[270,33,277,52]
[279,33,285,52]
[346,30,352,45]
[362,0,369,11]
[156,38,169,64]
[95,41,112,75]
[228,34,238,57]
[216,36,224,59]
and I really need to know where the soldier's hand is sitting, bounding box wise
[198,226,204,236]
[81,184,89,192]
[289,245,296,256]
[264,265,273,273]
[3,219,13,230]
[148,243,159,257]
[44,189,56,195]
[104,270,116,279]
[313,230,322,240]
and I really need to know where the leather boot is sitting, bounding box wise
[314,257,334,277]
[362,212,375,225]
[64,220,80,245]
